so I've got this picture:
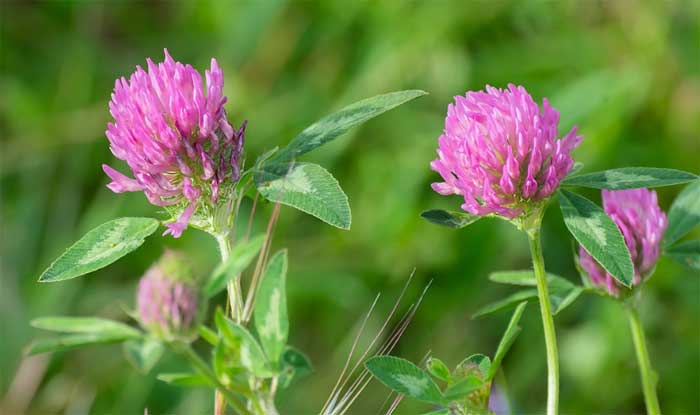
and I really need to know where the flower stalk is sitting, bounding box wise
[625,305,661,415]
[527,225,559,415]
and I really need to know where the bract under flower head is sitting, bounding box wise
[137,251,202,341]
[431,84,583,219]
[103,49,245,237]
[579,188,668,296]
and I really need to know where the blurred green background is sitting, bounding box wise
[1,1,698,414]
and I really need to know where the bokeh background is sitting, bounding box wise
[2,1,699,414]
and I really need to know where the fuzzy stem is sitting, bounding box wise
[527,227,559,415]
[626,306,661,415]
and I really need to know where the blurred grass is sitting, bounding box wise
[1,1,699,414]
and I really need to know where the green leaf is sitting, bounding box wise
[254,250,288,366]
[568,162,584,177]
[419,410,450,415]
[365,356,444,404]
[157,372,213,387]
[489,302,527,380]
[442,376,484,400]
[472,290,537,319]
[664,180,700,247]
[278,346,313,389]
[487,271,584,315]
[562,167,697,190]
[271,90,427,163]
[38,217,160,282]
[456,354,491,379]
[255,162,351,229]
[198,325,219,346]
[420,209,481,229]
[25,333,136,355]
[204,235,266,297]
[426,357,451,383]
[558,189,634,287]
[123,338,164,374]
[31,316,141,337]
[666,240,700,270]
[215,309,273,378]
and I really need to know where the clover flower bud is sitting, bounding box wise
[137,251,203,341]
[578,189,668,296]
[103,49,245,237]
[431,84,583,219]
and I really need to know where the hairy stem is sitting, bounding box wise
[527,227,559,415]
[626,306,661,415]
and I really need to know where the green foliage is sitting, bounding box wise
[269,90,427,164]
[442,376,484,400]
[278,346,313,388]
[426,357,452,383]
[420,209,481,229]
[665,240,700,270]
[38,217,159,282]
[255,163,351,229]
[254,250,289,366]
[123,337,164,374]
[558,190,634,286]
[484,271,584,316]
[562,167,697,190]
[27,316,142,355]
[365,356,444,404]
[204,235,266,297]
[472,289,537,318]
[215,309,274,378]
[489,302,527,379]
[664,180,700,247]
[157,372,213,387]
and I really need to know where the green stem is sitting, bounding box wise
[178,344,250,415]
[626,306,661,415]
[527,227,559,415]
[216,233,244,321]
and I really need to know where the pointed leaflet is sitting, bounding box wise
[471,290,537,319]
[270,90,427,163]
[420,209,481,229]
[31,316,141,337]
[664,180,700,247]
[562,167,697,189]
[665,240,700,270]
[486,271,584,315]
[157,372,213,387]
[278,346,313,389]
[255,162,351,229]
[488,302,527,380]
[558,189,634,286]
[123,337,164,373]
[215,309,273,378]
[254,250,289,366]
[204,235,266,297]
[365,356,444,404]
[426,357,451,383]
[38,217,159,282]
[442,376,484,400]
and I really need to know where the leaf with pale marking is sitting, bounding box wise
[271,90,427,163]
[664,180,700,247]
[563,167,696,189]
[558,190,634,286]
[365,356,444,404]
[38,217,160,282]
[255,162,351,229]
[254,250,288,366]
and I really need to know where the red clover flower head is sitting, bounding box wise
[578,189,668,296]
[137,251,201,340]
[103,49,245,237]
[431,84,583,219]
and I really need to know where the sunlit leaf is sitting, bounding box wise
[31,316,141,337]
[204,235,266,297]
[558,190,634,286]
[215,309,273,378]
[255,162,351,229]
[442,376,484,400]
[38,217,159,282]
[665,240,700,270]
[664,180,700,247]
[420,209,481,229]
[254,250,289,366]
[365,356,444,404]
[26,333,136,355]
[271,90,427,163]
[426,357,451,383]
[562,167,696,189]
